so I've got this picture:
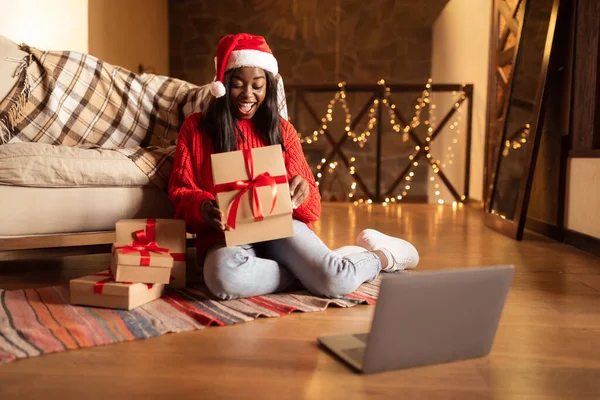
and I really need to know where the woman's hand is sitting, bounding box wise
[201,200,227,231]
[289,175,309,209]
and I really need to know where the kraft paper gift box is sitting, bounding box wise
[111,244,173,284]
[211,145,293,247]
[115,218,187,288]
[69,270,164,310]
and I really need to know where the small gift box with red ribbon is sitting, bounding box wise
[69,269,165,310]
[211,145,294,247]
[111,241,174,284]
[115,218,187,288]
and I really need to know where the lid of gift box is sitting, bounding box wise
[112,246,174,269]
[70,270,158,297]
[115,219,186,253]
[211,145,293,224]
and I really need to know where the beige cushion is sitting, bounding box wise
[0,185,174,236]
[0,35,27,103]
[0,142,151,187]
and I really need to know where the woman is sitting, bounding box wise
[169,33,419,300]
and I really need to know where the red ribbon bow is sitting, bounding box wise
[214,149,287,230]
[115,228,170,266]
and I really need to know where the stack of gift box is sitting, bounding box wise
[69,218,187,310]
[69,144,294,310]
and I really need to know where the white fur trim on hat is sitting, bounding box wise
[210,81,226,97]
[225,49,278,76]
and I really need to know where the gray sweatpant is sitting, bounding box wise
[203,220,381,300]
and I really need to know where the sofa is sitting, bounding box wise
[0,35,289,252]
[0,36,206,251]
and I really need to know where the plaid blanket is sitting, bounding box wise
[0,45,288,189]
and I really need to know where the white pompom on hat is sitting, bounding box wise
[210,33,279,98]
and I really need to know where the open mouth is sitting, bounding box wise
[237,101,257,116]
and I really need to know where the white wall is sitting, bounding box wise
[430,0,492,203]
[0,0,88,52]
[0,0,169,76]
[566,158,600,238]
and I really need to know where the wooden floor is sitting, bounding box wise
[1,203,599,400]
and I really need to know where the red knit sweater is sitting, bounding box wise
[168,112,321,260]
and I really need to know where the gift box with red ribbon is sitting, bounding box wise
[115,218,187,288]
[111,240,174,284]
[211,145,294,247]
[69,269,165,310]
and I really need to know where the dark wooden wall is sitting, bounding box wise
[570,0,600,154]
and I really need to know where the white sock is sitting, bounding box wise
[356,229,419,271]
[379,248,395,272]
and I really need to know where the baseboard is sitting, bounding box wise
[564,229,600,257]
[525,217,564,241]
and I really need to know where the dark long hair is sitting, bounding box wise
[202,69,284,153]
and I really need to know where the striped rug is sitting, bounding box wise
[0,279,380,364]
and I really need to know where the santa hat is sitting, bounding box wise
[210,33,279,98]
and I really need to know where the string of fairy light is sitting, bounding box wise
[312,79,434,198]
[375,81,466,207]
[299,82,352,145]
[427,89,464,206]
[298,80,467,205]
[502,123,530,157]
[375,79,432,206]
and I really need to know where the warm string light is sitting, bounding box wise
[337,82,356,142]
[315,158,339,188]
[298,81,375,148]
[299,82,354,145]
[352,78,443,206]
[315,158,326,187]
[502,123,530,157]
[297,82,362,197]
[350,81,385,147]
[352,99,377,147]
[351,78,431,149]
[428,91,445,205]
[383,82,468,207]
[433,90,462,181]
[428,86,467,205]
[317,156,357,198]
[357,79,444,205]
[347,79,433,205]
[441,91,462,169]
[385,78,433,204]
[379,79,431,143]
[353,198,374,206]
[347,157,357,199]
[298,79,467,207]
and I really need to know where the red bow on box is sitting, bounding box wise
[115,229,170,267]
[214,149,287,229]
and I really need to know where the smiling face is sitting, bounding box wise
[228,67,267,120]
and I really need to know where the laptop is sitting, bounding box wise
[317,265,514,374]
